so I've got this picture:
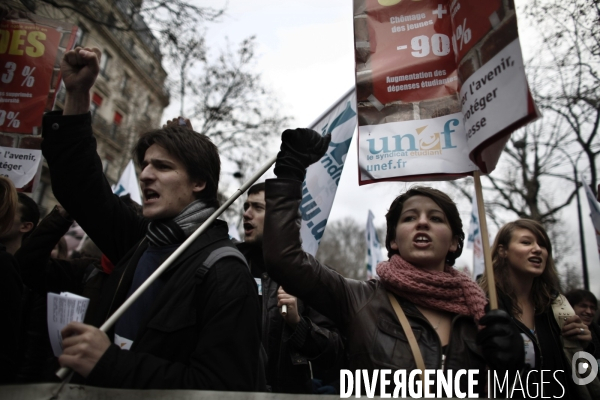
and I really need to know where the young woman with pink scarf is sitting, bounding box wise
[263,128,525,395]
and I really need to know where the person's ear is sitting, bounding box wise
[192,181,206,194]
[450,236,458,252]
[498,245,506,258]
[20,221,34,234]
[390,238,398,251]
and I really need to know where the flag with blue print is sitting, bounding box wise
[300,89,357,255]
[582,175,600,260]
[467,194,484,279]
[365,210,385,279]
[112,160,142,205]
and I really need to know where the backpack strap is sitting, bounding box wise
[195,243,249,284]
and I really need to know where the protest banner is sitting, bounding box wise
[365,210,385,279]
[0,13,77,192]
[0,15,77,134]
[582,176,600,262]
[353,0,538,184]
[466,194,484,279]
[0,145,42,188]
[300,88,357,255]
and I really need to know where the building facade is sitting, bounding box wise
[7,0,169,214]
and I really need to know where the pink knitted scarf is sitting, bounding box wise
[376,254,487,322]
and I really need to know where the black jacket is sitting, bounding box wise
[497,292,578,399]
[41,111,262,391]
[263,179,488,395]
[15,206,100,383]
[237,242,344,393]
[0,245,22,385]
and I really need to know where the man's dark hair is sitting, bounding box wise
[133,126,220,207]
[385,186,464,265]
[18,193,40,241]
[248,182,265,196]
[565,289,598,308]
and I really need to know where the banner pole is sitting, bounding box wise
[56,87,357,380]
[473,170,498,310]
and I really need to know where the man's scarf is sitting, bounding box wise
[376,254,487,322]
[146,200,216,247]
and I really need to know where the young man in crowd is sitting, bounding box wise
[566,289,600,363]
[238,182,344,393]
[41,47,262,390]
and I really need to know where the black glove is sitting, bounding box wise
[477,309,524,373]
[274,128,331,181]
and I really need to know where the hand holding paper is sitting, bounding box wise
[59,322,111,378]
[47,292,89,357]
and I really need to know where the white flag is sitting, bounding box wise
[300,88,357,255]
[581,175,600,260]
[365,210,385,280]
[112,160,142,205]
[467,195,484,280]
[228,224,241,242]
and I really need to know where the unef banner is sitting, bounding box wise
[354,0,537,184]
[0,15,77,135]
[300,89,357,256]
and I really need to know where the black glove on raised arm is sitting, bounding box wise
[274,128,331,181]
[477,309,525,374]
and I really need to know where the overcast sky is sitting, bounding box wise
[162,0,600,293]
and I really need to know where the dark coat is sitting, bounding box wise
[14,206,100,383]
[237,242,345,393]
[41,111,261,391]
[497,292,579,399]
[0,246,22,384]
[263,179,487,395]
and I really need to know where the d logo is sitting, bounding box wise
[572,351,599,385]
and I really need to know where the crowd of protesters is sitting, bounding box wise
[0,46,599,398]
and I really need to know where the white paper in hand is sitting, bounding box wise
[47,292,90,357]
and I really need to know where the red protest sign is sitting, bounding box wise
[354,0,538,183]
[367,0,457,104]
[449,0,502,62]
[0,16,77,135]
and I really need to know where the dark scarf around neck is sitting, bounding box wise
[146,200,216,247]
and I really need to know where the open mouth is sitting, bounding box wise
[244,223,254,234]
[528,256,543,265]
[413,234,431,245]
[143,189,160,202]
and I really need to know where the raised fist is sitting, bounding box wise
[61,47,101,94]
[274,128,331,181]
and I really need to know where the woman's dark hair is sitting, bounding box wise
[134,126,220,208]
[480,219,561,316]
[385,186,464,265]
